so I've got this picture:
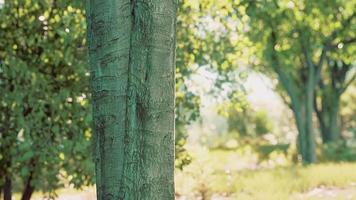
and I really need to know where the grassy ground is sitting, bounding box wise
[20,148,356,200]
[175,147,356,200]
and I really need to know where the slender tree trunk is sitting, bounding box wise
[3,176,11,200]
[315,61,352,143]
[318,91,340,143]
[319,109,340,143]
[318,116,328,143]
[328,103,340,140]
[285,70,316,164]
[289,80,316,163]
[21,173,35,200]
[86,0,176,199]
[292,102,307,160]
[292,102,316,164]
[303,73,316,163]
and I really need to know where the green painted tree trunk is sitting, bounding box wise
[86,0,176,199]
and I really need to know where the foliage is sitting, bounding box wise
[321,140,356,162]
[218,92,273,137]
[237,0,356,161]
[0,0,93,196]
[253,111,273,136]
[175,0,246,168]
[241,0,356,75]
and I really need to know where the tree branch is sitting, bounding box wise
[340,72,356,94]
[339,37,356,45]
[279,92,293,110]
[315,46,328,85]
[313,94,323,125]
[269,26,302,110]
[329,37,356,49]
[298,29,315,71]
[315,11,355,92]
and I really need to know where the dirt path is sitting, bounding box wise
[294,184,356,200]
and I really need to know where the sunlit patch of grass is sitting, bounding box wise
[176,147,356,200]
[16,148,356,200]
[228,163,356,199]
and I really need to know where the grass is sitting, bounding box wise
[229,163,356,199]
[14,147,356,200]
[175,147,356,200]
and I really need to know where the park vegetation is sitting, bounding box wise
[0,0,355,199]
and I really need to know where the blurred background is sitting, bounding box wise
[0,0,355,199]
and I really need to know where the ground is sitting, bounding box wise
[26,148,356,200]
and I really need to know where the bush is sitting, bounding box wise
[321,140,356,162]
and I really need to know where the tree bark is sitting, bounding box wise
[3,176,11,200]
[86,0,176,199]
[20,172,35,200]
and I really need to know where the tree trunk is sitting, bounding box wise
[293,107,307,161]
[303,71,316,163]
[319,109,340,143]
[268,30,317,164]
[86,0,176,199]
[318,91,340,143]
[292,102,316,164]
[3,176,11,200]
[315,60,352,143]
[21,173,35,200]
[289,74,316,164]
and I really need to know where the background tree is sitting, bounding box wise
[314,57,355,143]
[0,1,93,199]
[240,0,356,163]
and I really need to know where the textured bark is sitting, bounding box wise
[86,0,176,199]
[3,177,11,200]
